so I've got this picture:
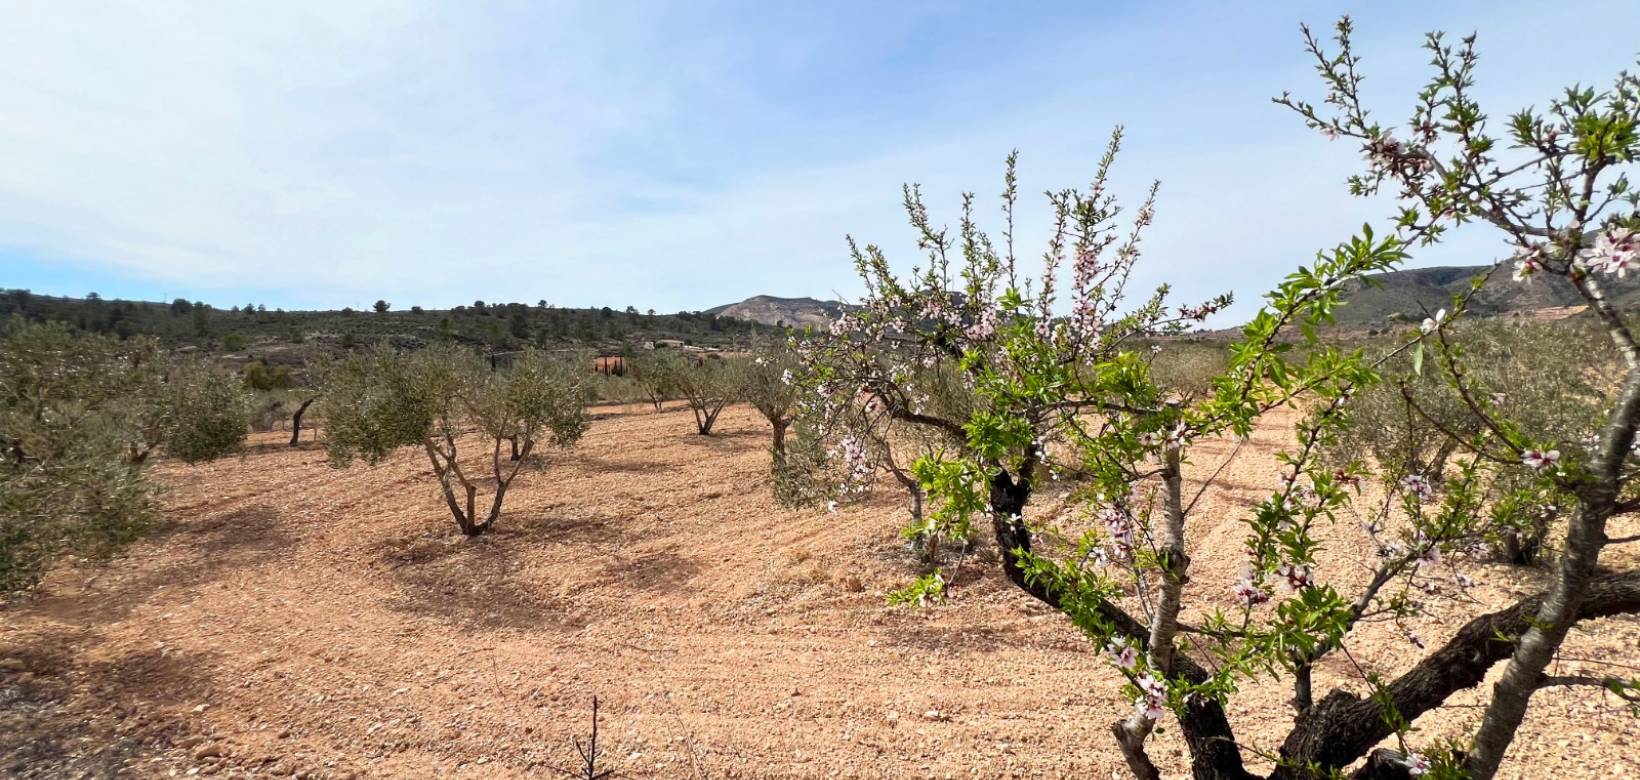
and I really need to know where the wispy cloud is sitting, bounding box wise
[1,1,1636,318]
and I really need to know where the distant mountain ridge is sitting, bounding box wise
[712,264,1640,333]
[706,295,849,328]
[710,264,1639,332]
[1330,263,1640,327]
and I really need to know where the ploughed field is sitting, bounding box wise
[2,403,1637,779]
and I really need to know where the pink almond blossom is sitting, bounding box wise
[1106,642,1139,671]
[1521,448,1560,471]
[1400,474,1435,501]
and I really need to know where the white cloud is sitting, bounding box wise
[0,1,1635,317]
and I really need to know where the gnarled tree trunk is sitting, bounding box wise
[289,396,317,447]
[691,398,728,435]
[770,416,789,465]
[985,455,1253,780]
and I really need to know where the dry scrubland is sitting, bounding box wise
[2,403,1637,779]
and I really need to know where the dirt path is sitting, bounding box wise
[2,403,1636,778]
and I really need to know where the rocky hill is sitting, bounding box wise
[706,295,848,328]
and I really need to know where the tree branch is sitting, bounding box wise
[1538,674,1635,696]
[1272,568,1640,779]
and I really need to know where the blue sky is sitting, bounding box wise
[1,1,1637,319]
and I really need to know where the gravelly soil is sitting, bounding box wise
[1,402,1636,779]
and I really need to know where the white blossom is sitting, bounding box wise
[1101,505,1135,551]
[1419,308,1446,335]
[1275,563,1314,593]
[1400,474,1435,502]
[1134,673,1168,721]
[1582,228,1638,278]
[1512,257,1542,283]
[1414,542,1442,572]
[1232,566,1269,606]
[1105,642,1139,671]
[1521,448,1560,471]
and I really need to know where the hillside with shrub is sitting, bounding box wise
[1327,263,1640,328]
[0,289,782,359]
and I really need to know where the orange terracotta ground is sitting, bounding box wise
[2,403,1636,779]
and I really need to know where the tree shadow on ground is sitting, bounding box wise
[510,511,627,546]
[1183,476,1279,500]
[238,439,328,456]
[0,508,281,774]
[674,427,764,451]
[370,527,586,633]
[0,637,219,779]
[596,546,702,593]
[13,506,294,627]
[571,454,658,477]
[588,401,677,420]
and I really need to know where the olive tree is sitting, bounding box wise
[654,354,738,435]
[321,345,589,536]
[1280,18,1640,777]
[628,351,675,412]
[1323,319,1617,566]
[1,319,249,592]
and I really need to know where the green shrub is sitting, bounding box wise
[0,319,248,592]
[242,360,293,391]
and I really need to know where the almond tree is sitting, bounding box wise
[797,128,1416,778]
[738,340,801,465]
[1279,18,1640,778]
[322,345,588,536]
[798,120,1638,780]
